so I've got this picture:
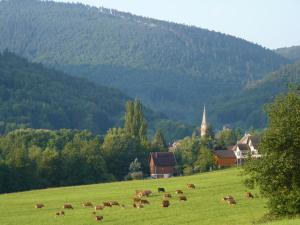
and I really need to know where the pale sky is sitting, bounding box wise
[53,0,300,49]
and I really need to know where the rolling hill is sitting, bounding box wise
[210,61,300,128]
[275,46,300,62]
[0,0,290,127]
[0,168,299,225]
[0,51,193,139]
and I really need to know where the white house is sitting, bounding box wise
[232,134,261,165]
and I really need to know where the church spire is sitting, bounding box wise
[201,105,207,137]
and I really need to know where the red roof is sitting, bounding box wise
[149,152,176,166]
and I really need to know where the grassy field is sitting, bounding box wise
[0,168,299,225]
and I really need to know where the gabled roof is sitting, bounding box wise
[248,136,260,148]
[213,150,236,159]
[237,144,250,151]
[149,152,176,167]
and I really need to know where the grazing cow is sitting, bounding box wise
[140,199,150,205]
[35,203,45,209]
[103,202,112,207]
[158,187,165,192]
[164,193,172,198]
[227,198,236,205]
[179,196,187,201]
[187,184,195,189]
[95,205,104,211]
[162,199,170,208]
[95,216,103,221]
[55,211,65,216]
[176,190,183,194]
[63,204,73,209]
[92,211,96,215]
[83,202,93,207]
[246,192,254,199]
[109,201,120,206]
[136,190,152,197]
[222,196,234,201]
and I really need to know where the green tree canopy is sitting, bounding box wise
[244,89,300,216]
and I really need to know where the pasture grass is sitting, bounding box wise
[0,168,299,225]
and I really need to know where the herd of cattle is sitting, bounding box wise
[34,184,254,222]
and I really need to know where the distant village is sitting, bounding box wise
[149,106,261,179]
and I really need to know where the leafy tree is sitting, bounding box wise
[244,90,300,216]
[124,99,147,142]
[194,147,215,173]
[102,128,141,180]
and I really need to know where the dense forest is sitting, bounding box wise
[211,61,300,128]
[0,51,193,140]
[0,0,290,128]
[275,45,300,62]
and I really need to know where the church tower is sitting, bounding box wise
[200,106,208,137]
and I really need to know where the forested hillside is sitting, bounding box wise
[210,61,300,128]
[0,0,290,127]
[275,45,300,61]
[0,52,192,139]
[0,51,130,134]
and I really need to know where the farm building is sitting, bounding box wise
[149,152,177,178]
[213,150,236,167]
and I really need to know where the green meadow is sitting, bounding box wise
[0,168,299,225]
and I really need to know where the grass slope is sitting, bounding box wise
[0,169,299,225]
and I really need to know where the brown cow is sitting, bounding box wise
[164,193,172,198]
[103,202,112,207]
[109,201,120,206]
[83,202,93,207]
[227,198,236,205]
[136,190,152,197]
[162,199,170,208]
[55,211,65,216]
[95,205,104,211]
[179,196,187,201]
[35,203,45,209]
[176,190,183,194]
[187,184,195,189]
[63,204,73,209]
[246,192,254,199]
[95,216,103,221]
[222,196,234,201]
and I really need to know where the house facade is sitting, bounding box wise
[149,152,177,178]
[232,134,261,165]
[213,150,236,167]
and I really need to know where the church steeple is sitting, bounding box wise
[201,105,207,137]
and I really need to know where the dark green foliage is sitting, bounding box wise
[152,128,167,152]
[0,51,128,134]
[0,51,192,141]
[212,61,300,129]
[0,128,112,193]
[0,0,289,127]
[102,128,149,180]
[244,90,300,216]
[124,99,147,142]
